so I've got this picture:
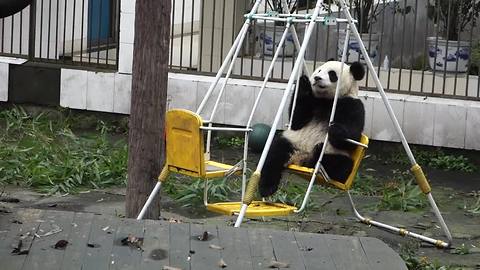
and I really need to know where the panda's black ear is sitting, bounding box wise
[350,61,365,81]
[327,58,335,61]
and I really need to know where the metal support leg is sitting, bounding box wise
[234,0,325,228]
[137,182,162,220]
[346,191,450,248]
[337,0,452,245]
[137,165,169,220]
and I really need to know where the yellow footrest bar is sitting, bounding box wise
[207,201,297,217]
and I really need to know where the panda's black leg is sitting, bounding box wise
[321,154,353,183]
[303,143,324,168]
[259,135,294,197]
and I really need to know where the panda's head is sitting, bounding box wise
[309,61,365,98]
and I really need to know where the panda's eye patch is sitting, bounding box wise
[328,71,338,82]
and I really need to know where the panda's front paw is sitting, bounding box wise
[328,123,348,140]
[298,75,313,95]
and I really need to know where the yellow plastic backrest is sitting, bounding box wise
[335,134,369,190]
[165,109,205,177]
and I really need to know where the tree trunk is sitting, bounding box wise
[126,0,171,219]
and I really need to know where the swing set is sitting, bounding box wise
[137,0,453,248]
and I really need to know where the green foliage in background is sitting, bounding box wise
[0,107,128,194]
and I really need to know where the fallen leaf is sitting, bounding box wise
[218,258,228,268]
[11,240,22,253]
[87,243,100,248]
[11,220,23,224]
[121,234,144,250]
[268,260,289,268]
[209,244,224,250]
[198,231,209,241]
[47,203,57,207]
[54,240,69,250]
[102,226,110,231]
[168,218,181,223]
[299,246,313,251]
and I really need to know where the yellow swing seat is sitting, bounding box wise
[287,134,369,191]
[164,109,368,217]
[207,201,297,217]
[165,109,241,179]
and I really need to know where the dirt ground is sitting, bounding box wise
[1,140,480,268]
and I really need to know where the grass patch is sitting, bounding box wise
[162,173,320,213]
[388,148,476,173]
[163,175,242,208]
[351,173,383,196]
[269,179,320,212]
[214,135,245,148]
[400,241,459,270]
[0,107,128,194]
[378,180,426,211]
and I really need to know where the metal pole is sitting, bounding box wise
[136,182,162,220]
[337,0,416,164]
[280,0,309,75]
[246,20,293,128]
[347,191,449,248]
[338,0,452,244]
[257,0,324,172]
[295,25,351,213]
[196,0,263,115]
[234,0,325,228]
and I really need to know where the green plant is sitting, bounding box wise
[163,176,241,208]
[377,180,427,211]
[0,107,128,193]
[400,241,455,270]
[388,148,476,173]
[351,173,382,196]
[428,155,476,172]
[452,243,470,255]
[214,136,244,148]
[469,42,480,75]
[427,0,480,41]
[466,196,480,214]
[268,179,319,212]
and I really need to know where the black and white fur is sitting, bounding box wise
[259,61,366,197]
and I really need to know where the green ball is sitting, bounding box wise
[249,123,271,153]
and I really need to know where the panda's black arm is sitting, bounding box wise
[289,75,314,130]
[328,97,365,151]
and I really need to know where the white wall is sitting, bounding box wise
[57,69,480,151]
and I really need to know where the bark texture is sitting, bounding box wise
[126,0,170,219]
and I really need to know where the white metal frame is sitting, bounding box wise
[137,0,453,249]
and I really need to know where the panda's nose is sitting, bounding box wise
[314,76,322,81]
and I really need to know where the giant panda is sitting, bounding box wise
[259,60,366,197]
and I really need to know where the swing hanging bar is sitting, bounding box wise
[294,24,352,214]
[336,0,452,246]
[234,0,326,228]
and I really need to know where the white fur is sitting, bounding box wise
[309,61,359,98]
[284,61,360,166]
[283,121,348,165]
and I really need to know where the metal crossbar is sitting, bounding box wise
[138,0,453,249]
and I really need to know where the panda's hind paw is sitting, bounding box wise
[259,181,279,197]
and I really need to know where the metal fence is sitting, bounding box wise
[168,0,480,100]
[0,0,120,69]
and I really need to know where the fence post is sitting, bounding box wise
[28,0,36,60]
